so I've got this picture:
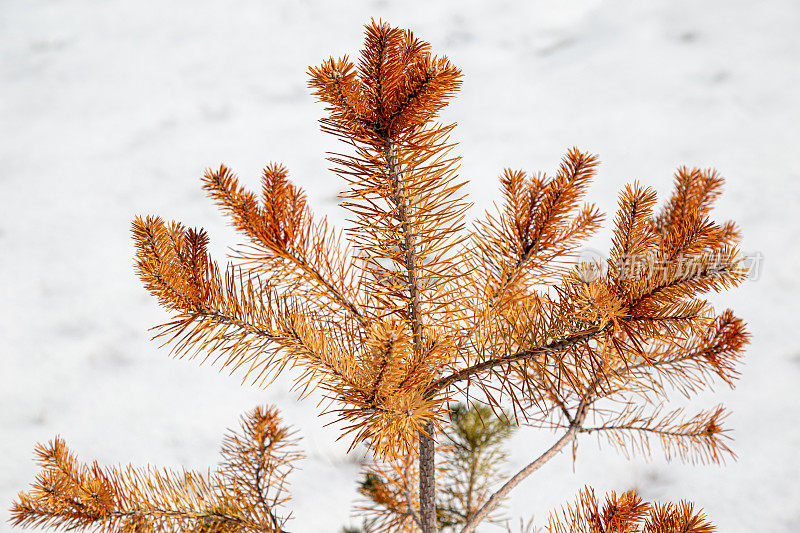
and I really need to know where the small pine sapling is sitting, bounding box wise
[12,20,749,533]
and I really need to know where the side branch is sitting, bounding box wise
[11,506,267,532]
[292,251,368,329]
[429,327,605,394]
[194,305,277,341]
[244,238,368,330]
[581,424,706,439]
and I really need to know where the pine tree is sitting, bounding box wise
[11,20,749,533]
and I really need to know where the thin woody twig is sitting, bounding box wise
[458,399,592,533]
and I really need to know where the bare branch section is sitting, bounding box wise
[459,398,592,533]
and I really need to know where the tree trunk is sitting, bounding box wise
[419,422,436,532]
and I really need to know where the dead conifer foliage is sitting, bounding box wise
[11,406,300,532]
[13,20,749,533]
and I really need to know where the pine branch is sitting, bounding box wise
[471,149,603,310]
[608,182,659,281]
[429,327,607,394]
[581,405,734,465]
[386,142,426,363]
[11,406,300,533]
[600,309,748,400]
[203,164,368,329]
[547,487,715,533]
[219,405,303,526]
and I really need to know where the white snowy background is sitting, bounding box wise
[2,0,799,531]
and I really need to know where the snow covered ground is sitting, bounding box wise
[2,0,799,531]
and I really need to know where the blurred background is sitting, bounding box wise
[2,0,799,531]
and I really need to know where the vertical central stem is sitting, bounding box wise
[386,142,436,532]
[419,421,436,532]
[386,144,424,353]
